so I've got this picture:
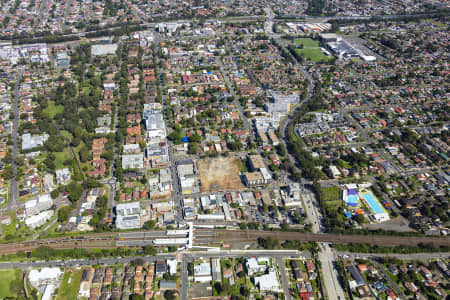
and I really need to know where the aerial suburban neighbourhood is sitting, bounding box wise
[0,0,448,299]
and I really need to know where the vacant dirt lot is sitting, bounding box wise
[198,157,245,192]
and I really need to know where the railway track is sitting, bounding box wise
[0,229,448,255]
[216,230,450,247]
[0,229,217,254]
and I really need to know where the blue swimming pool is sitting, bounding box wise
[361,193,384,214]
[347,194,359,206]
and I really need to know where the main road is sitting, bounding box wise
[8,68,23,211]
[264,9,347,298]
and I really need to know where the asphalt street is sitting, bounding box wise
[276,257,292,300]
[318,243,346,300]
[8,68,23,212]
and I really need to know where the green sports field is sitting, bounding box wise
[293,38,332,62]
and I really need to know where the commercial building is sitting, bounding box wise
[159,280,176,290]
[177,159,194,177]
[266,92,299,115]
[122,153,144,169]
[38,194,53,211]
[78,268,94,298]
[56,51,70,67]
[246,257,269,276]
[25,194,53,217]
[243,172,264,186]
[211,258,221,281]
[21,133,49,150]
[167,259,178,275]
[243,169,272,187]
[194,262,212,282]
[42,174,56,192]
[25,210,54,229]
[254,271,280,292]
[29,267,62,288]
[348,265,365,287]
[41,284,55,300]
[115,202,141,230]
[248,154,265,171]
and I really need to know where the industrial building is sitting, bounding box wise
[91,44,118,56]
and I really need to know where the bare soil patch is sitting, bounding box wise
[198,157,245,192]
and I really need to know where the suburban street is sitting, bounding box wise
[276,257,292,300]
[61,0,72,33]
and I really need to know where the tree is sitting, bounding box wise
[214,282,223,294]
[67,182,83,202]
[227,140,243,151]
[187,142,198,154]
[131,294,145,300]
[79,146,90,163]
[96,195,108,209]
[280,223,289,231]
[50,189,59,199]
[189,134,202,143]
[2,165,13,180]
[354,214,365,224]
[144,220,156,230]
[86,177,103,189]
[167,127,184,144]
[240,286,250,297]
[258,237,280,249]
[132,258,145,266]
[186,262,194,276]
[58,206,72,222]
[164,290,176,300]
[44,153,56,172]
[143,245,157,256]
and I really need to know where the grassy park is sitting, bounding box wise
[0,269,20,298]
